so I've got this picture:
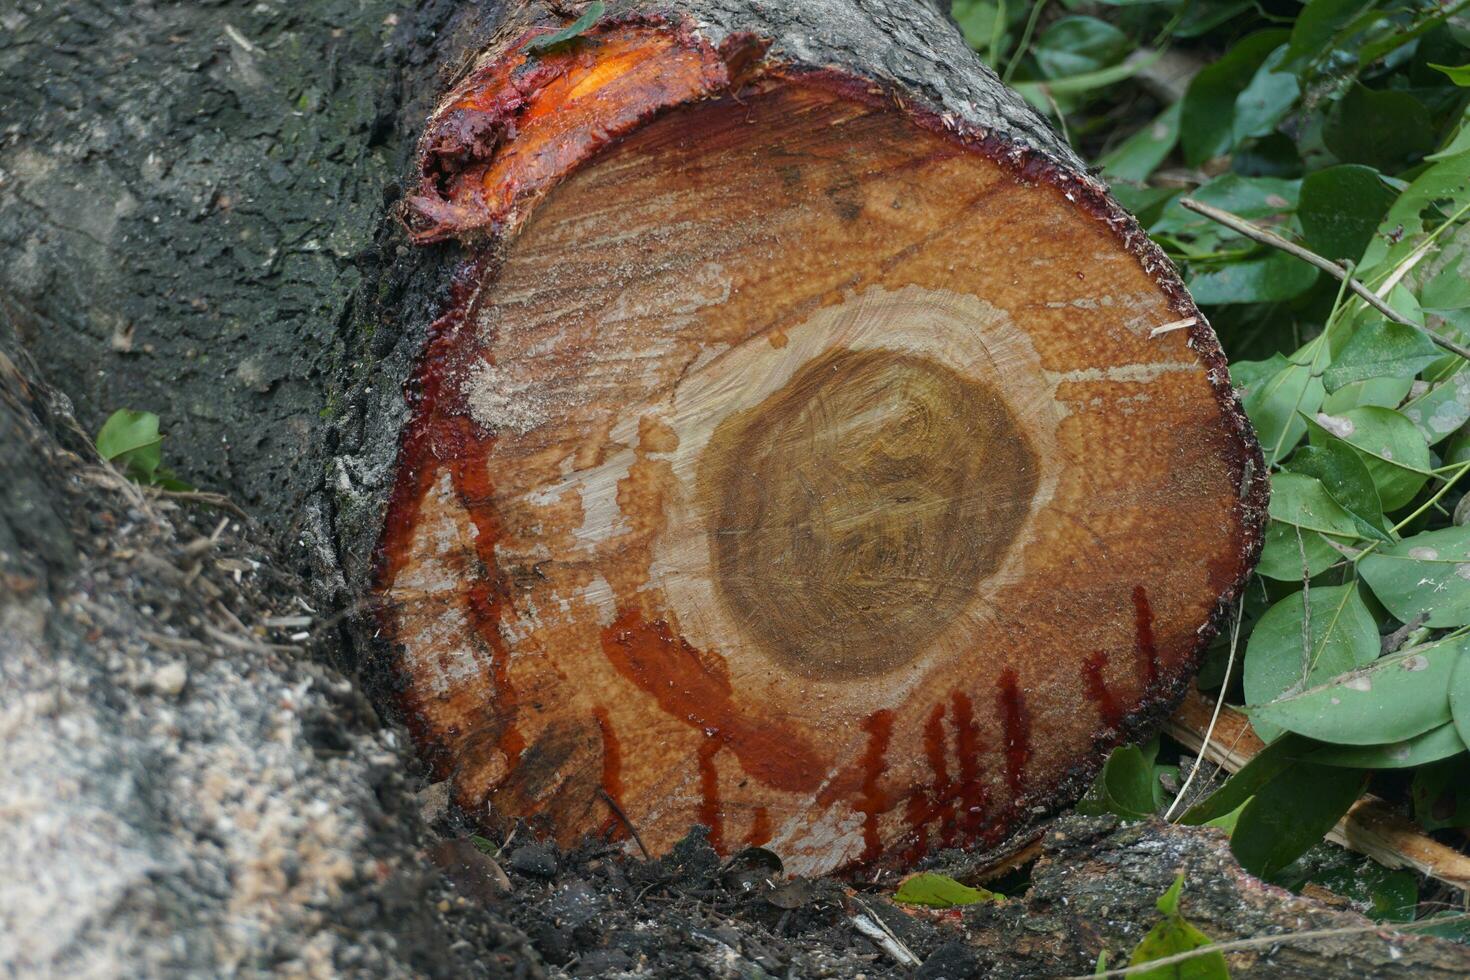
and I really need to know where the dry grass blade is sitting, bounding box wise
[1072,913,1470,979]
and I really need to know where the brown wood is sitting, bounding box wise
[370,1,1266,875]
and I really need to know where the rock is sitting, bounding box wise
[509,843,558,879]
[148,661,188,697]
[919,942,985,979]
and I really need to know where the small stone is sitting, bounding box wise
[150,661,188,697]
[508,842,557,878]
[917,941,983,979]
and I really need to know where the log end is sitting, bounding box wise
[372,13,1266,876]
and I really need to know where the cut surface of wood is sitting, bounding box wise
[373,8,1265,875]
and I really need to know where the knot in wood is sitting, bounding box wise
[703,348,1039,678]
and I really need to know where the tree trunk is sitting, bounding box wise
[0,336,539,976]
[23,2,1463,977]
[345,0,1267,875]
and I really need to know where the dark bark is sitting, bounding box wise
[948,816,1470,979]
[0,0,493,527]
[0,332,539,976]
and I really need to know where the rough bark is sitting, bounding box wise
[0,336,538,977]
[0,0,498,527]
[4,1,1462,977]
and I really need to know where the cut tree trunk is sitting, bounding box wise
[364,0,1268,875]
[6,1,1469,975]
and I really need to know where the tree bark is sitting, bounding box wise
[0,1,1467,976]
[0,334,540,977]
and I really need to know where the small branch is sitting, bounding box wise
[850,900,921,968]
[1179,198,1470,362]
[598,788,651,860]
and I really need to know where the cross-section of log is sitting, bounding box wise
[371,0,1267,875]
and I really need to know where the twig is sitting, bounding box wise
[1072,913,1470,979]
[850,899,921,968]
[143,486,248,519]
[1163,600,1242,820]
[1178,198,1470,362]
[597,788,651,860]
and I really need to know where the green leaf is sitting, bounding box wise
[1188,252,1319,305]
[527,1,604,53]
[1237,355,1325,465]
[1284,442,1388,543]
[1359,150,1470,276]
[1033,16,1130,78]
[951,0,1003,50]
[95,409,163,482]
[1230,762,1366,879]
[1287,848,1419,922]
[1243,585,1379,740]
[1359,526,1470,628]
[1101,103,1181,184]
[1308,722,1467,769]
[1322,376,1415,414]
[1430,63,1470,86]
[1284,0,1373,68]
[1400,365,1470,445]
[1077,743,1160,820]
[1202,802,1247,835]
[1250,636,1467,745]
[1323,85,1436,173]
[1305,407,1432,511]
[1180,733,1315,825]
[1298,165,1397,264]
[893,872,1003,908]
[1411,756,1470,830]
[1233,46,1299,144]
[1155,175,1300,237]
[1127,875,1230,979]
[1180,30,1288,165]
[1322,320,1443,392]
[1266,472,1361,538]
[1255,521,1345,581]
[1453,651,1470,760]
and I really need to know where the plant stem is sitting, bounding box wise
[1179,198,1470,362]
[1002,0,1048,84]
[1351,460,1470,564]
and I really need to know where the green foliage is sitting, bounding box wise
[1242,584,1378,740]
[892,873,1004,907]
[953,0,1470,901]
[95,409,193,490]
[1229,762,1367,880]
[1076,738,1176,819]
[1250,636,1466,745]
[1127,876,1231,979]
[527,1,604,54]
